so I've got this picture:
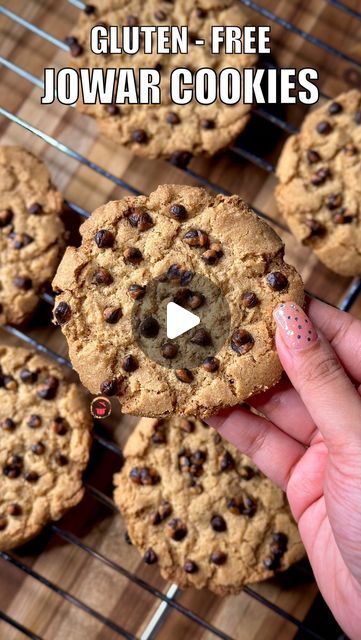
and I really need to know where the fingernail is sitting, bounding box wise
[273,302,318,350]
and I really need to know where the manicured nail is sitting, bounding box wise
[273,302,318,350]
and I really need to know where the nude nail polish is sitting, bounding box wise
[273,302,318,350]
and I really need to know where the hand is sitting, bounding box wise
[208,299,361,640]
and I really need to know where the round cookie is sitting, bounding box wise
[0,345,92,550]
[114,416,304,594]
[276,89,361,277]
[67,0,258,161]
[52,184,304,419]
[0,146,65,325]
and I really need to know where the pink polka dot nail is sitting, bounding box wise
[273,302,318,350]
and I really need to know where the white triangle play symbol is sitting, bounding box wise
[166,302,200,340]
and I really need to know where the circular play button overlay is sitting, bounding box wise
[131,264,231,370]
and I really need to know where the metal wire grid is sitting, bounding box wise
[0,0,360,638]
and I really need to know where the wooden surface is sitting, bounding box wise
[0,0,360,638]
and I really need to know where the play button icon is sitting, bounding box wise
[131,266,231,370]
[166,302,200,339]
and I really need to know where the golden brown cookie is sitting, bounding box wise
[67,0,258,161]
[0,146,65,325]
[52,184,304,419]
[276,89,361,277]
[0,346,92,550]
[114,416,304,594]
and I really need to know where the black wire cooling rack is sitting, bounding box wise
[0,0,360,638]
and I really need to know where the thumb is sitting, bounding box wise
[273,302,361,451]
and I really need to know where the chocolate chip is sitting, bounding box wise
[231,329,254,355]
[183,229,209,248]
[195,6,207,17]
[55,452,68,466]
[158,499,172,520]
[154,10,166,20]
[123,247,143,264]
[166,518,188,541]
[7,503,22,516]
[202,356,219,373]
[129,466,160,485]
[189,32,198,44]
[27,414,42,429]
[201,248,220,265]
[179,418,195,433]
[126,207,154,231]
[94,268,113,285]
[311,166,331,186]
[28,202,43,215]
[140,316,159,338]
[100,378,120,396]
[263,555,280,570]
[65,36,83,57]
[106,104,120,116]
[0,517,8,531]
[328,101,342,115]
[166,112,180,125]
[210,551,227,565]
[131,129,148,144]
[170,150,192,168]
[51,417,68,435]
[333,209,354,224]
[54,301,72,325]
[37,376,59,400]
[239,465,255,480]
[343,143,357,156]
[188,292,204,309]
[190,328,212,346]
[316,121,332,135]
[14,276,32,290]
[200,118,215,130]
[211,515,227,532]
[122,354,138,372]
[305,218,326,237]
[2,375,17,391]
[266,272,289,291]
[24,471,39,483]
[84,3,96,15]
[184,560,198,573]
[127,15,138,25]
[272,532,288,548]
[103,306,122,324]
[227,494,256,516]
[175,368,193,383]
[354,110,361,125]
[1,418,16,431]
[144,548,158,564]
[165,264,182,281]
[220,451,235,472]
[124,530,132,545]
[306,149,321,164]
[3,455,23,479]
[20,369,38,384]
[128,284,146,300]
[31,442,45,455]
[169,203,187,221]
[161,342,179,359]
[0,208,13,227]
[95,229,114,248]
[241,291,259,308]
[173,287,191,307]
[11,233,34,249]
[325,193,342,210]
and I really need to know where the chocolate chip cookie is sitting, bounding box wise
[0,346,92,550]
[0,146,65,325]
[276,89,361,277]
[67,0,258,161]
[52,184,304,419]
[114,416,304,594]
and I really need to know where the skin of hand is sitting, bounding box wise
[208,298,361,640]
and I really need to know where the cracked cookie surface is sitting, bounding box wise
[114,416,304,594]
[276,89,361,277]
[68,0,257,160]
[0,346,92,550]
[0,146,65,325]
[53,184,304,418]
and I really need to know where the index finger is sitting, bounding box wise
[308,297,361,383]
